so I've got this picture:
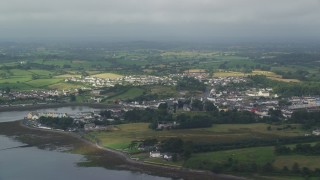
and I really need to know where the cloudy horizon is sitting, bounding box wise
[1,0,320,42]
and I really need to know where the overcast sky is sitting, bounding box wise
[1,0,320,42]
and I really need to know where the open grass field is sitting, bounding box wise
[185,146,275,168]
[54,74,81,78]
[0,82,32,89]
[149,85,179,98]
[161,51,219,57]
[274,155,320,170]
[0,76,32,84]
[185,144,320,172]
[48,82,84,90]
[25,78,63,88]
[0,69,61,87]
[184,69,207,73]
[213,71,247,77]
[206,123,306,137]
[213,70,301,82]
[106,87,144,101]
[91,73,123,79]
[86,123,307,151]
[28,69,53,76]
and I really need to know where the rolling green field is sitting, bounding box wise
[274,155,320,170]
[85,122,319,179]
[85,123,307,150]
[105,87,145,101]
[185,146,275,169]
[48,82,84,90]
[185,143,320,171]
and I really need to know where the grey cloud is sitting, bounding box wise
[0,0,319,41]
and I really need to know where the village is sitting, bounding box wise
[3,72,320,122]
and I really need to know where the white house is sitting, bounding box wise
[149,151,162,158]
[163,153,173,160]
[312,129,320,136]
[27,112,40,120]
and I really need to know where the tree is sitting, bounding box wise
[158,102,168,111]
[161,138,184,153]
[143,138,158,146]
[182,141,194,159]
[5,87,10,94]
[31,74,39,80]
[262,162,274,173]
[100,110,112,119]
[292,162,300,174]
[191,99,203,111]
[70,94,76,102]
[204,101,217,112]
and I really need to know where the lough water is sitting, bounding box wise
[0,106,170,180]
[0,106,100,122]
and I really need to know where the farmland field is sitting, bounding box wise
[274,155,320,170]
[185,146,275,169]
[25,78,63,88]
[105,87,144,101]
[213,70,300,82]
[86,123,307,150]
[91,73,123,79]
[48,82,84,90]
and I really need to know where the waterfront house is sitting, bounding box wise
[150,151,162,158]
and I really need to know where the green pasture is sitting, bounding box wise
[185,146,275,169]
[274,155,320,170]
[28,69,53,76]
[48,82,84,90]
[86,123,307,151]
[25,78,63,88]
[106,87,144,101]
[91,73,123,79]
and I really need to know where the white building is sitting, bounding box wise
[150,151,162,158]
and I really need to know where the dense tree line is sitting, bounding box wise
[259,53,320,65]
[288,110,320,129]
[249,75,320,96]
[192,136,320,153]
[176,77,206,92]
[124,108,168,123]
[275,143,320,155]
[186,156,320,177]
[160,138,194,159]
[275,82,320,97]
[39,116,74,130]
[211,109,257,124]
[176,114,212,129]
[124,105,258,130]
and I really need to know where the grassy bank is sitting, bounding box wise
[0,120,229,180]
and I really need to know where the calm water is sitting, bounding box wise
[0,106,99,122]
[0,106,170,180]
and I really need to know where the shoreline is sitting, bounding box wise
[17,120,245,180]
[0,103,121,112]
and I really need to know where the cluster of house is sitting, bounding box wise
[83,123,114,131]
[288,97,320,110]
[26,112,68,120]
[149,151,173,161]
[65,75,177,87]
[0,90,64,100]
[208,76,248,86]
